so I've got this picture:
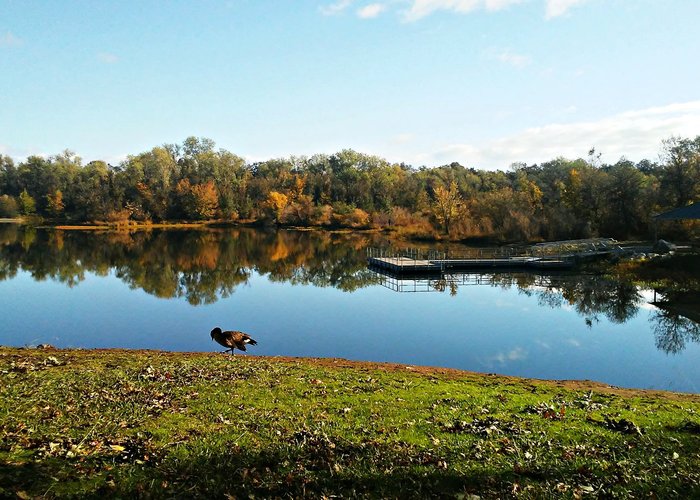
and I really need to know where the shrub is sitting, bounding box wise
[333,207,370,228]
[0,195,19,217]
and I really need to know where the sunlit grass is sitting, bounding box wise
[1,347,699,498]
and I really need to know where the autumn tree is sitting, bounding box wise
[265,191,289,224]
[190,181,219,220]
[432,181,463,234]
[45,189,65,218]
[175,179,219,220]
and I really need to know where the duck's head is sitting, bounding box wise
[210,327,222,340]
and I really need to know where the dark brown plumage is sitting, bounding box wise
[210,327,258,355]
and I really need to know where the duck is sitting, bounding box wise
[210,327,258,355]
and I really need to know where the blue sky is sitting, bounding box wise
[1,0,699,169]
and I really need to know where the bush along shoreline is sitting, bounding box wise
[1,346,699,498]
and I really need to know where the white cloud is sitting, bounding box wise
[0,144,49,162]
[357,3,386,18]
[320,0,355,15]
[403,0,523,21]
[97,52,119,64]
[0,31,22,48]
[426,100,700,170]
[491,48,531,68]
[545,0,589,19]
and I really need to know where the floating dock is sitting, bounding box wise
[366,239,626,275]
[368,255,573,274]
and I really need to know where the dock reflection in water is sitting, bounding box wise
[369,267,700,357]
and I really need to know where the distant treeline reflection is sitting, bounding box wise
[1,224,697,353]
[0,225,381,304]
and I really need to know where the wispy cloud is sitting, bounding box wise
[392,133,415,144]
[321,0,590,21]
[535,339,551,349]
[567,338,581,347]
[426,100,700,169]
[97,52,119,64]
[0,31,22,48]
[489,47,532,68]
[357,3,386,18]
[489,346,527,365]
[545,0,589,19]
[320,0,356,15]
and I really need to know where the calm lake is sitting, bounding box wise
[1,224,699,393]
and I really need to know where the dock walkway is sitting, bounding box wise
[368,255,572,273]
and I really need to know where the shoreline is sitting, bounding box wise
[5,345,699,400]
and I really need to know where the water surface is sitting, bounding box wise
[1,224,698,393]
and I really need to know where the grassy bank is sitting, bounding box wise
[1,348,699,498]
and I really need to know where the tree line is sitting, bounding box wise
[1,135,699,241]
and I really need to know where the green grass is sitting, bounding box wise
[1,348,699,498]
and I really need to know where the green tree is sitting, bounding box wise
[71,161,111,220]
[18,189,36,215]
[602,160,650,238]
[0,155,18,196]
[660,136,700,207]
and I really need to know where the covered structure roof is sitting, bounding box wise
[654,202,700,221]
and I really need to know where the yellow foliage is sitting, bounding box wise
[266,191,289,223]
[432,181,463,234]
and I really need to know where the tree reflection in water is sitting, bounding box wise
[1,223,698,353]
[375,270,700,355]
[0,224,381,305]
[651,308,700,354]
